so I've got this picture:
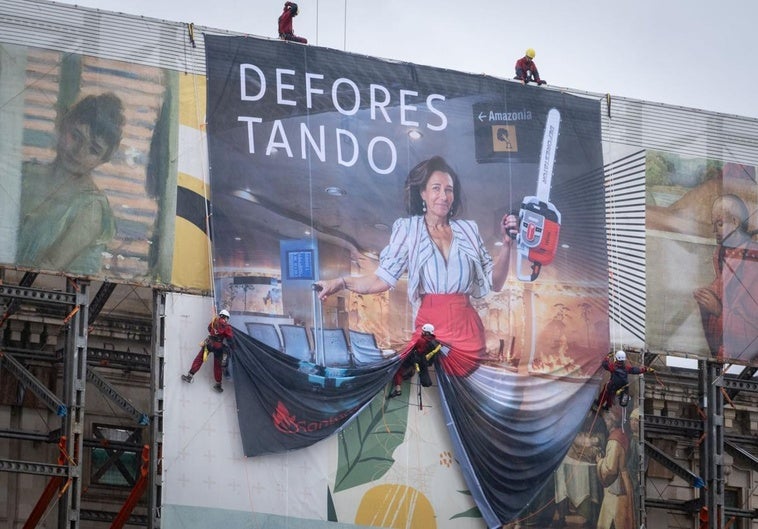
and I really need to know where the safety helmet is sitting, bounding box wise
[614,350,626,362]
[219,309,231,319]
[421,323,435,335]
[525,48,536,59]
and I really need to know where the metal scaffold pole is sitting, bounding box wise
[148,290,166,528]
[58,280,89,529]
[700,359,725,529]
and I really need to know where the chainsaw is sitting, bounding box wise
[514,108,561,282]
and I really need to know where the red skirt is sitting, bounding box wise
[409,294,485,377]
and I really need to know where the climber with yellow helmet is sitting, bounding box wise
[514,48,546,85]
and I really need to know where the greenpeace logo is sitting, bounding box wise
[272,401,358,434]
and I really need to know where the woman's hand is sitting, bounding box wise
[500,213,518,243]
[313,277,346,301]
[314,274,390,300]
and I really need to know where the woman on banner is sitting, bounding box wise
[315,155,518,377]
[16,93,125,275]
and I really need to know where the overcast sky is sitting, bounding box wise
[54,0,756,118]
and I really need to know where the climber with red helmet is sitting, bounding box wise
[597,350,653,410]
[514,48,546,85]
[278,2,307,44]
[181,309,234,393]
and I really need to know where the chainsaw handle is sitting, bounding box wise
[516,253,541,282]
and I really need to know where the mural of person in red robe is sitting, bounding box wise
[314,155,518,378]
[596,406,635,529]
[694,193,758,362]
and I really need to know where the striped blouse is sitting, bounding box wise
[375,216,495,310]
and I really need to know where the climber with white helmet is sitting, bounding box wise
[388,322,443,399]
[514,48,546,85]
[181,308,234,393]
[597,349,653,410]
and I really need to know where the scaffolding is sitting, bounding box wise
[0,274,164,528]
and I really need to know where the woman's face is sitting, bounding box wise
[420,170,454,217]
[57,120,111,176]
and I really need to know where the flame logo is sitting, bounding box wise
[272,402,300,434]
[270,400,362,435]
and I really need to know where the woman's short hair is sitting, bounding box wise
[60,92,125,161]
[404,155,463,217]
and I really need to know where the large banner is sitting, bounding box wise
[205,35,610,527]
[647,153,758,364]
[0,44,181,285]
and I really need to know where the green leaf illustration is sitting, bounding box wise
[327,486,338,522]
[334,382,410,492]
[451,506,482,520]
[451,490,481,519]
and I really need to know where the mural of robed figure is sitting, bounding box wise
[694,193,758,362]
